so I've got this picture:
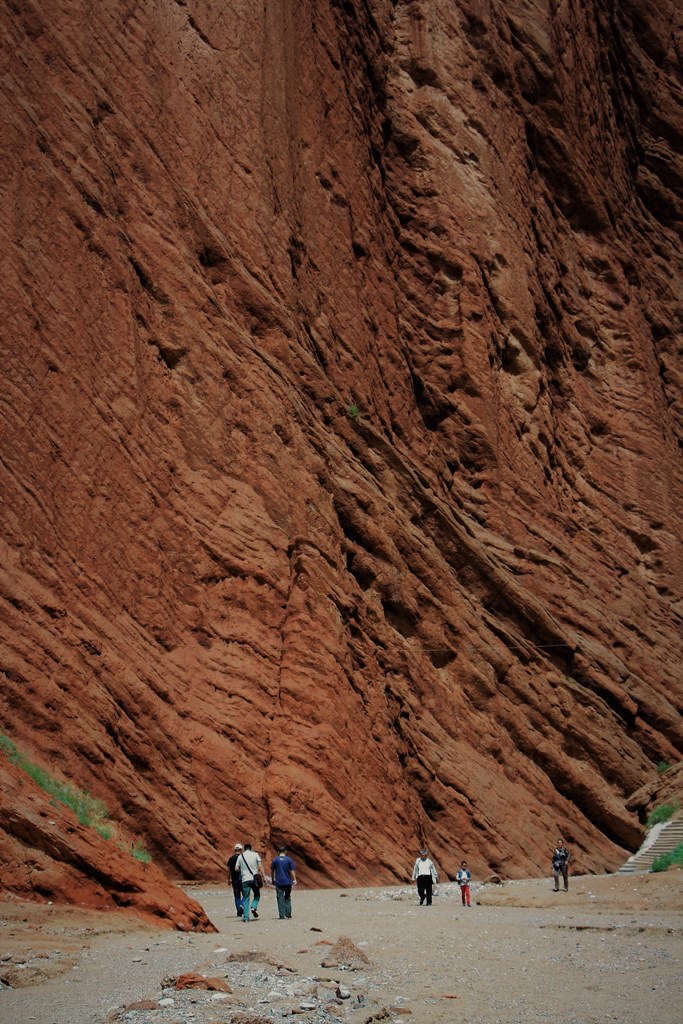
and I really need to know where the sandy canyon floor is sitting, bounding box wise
[0,872,681,1024]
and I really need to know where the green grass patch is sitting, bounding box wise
[651,844,683,872]
[656,761,671,774]
[1,731,153,861]
[94,822,115,840]
[647,801,680,828]
[129,840,152,864]
[1,731,108,828]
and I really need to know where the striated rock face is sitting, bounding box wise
[0,0,681,899]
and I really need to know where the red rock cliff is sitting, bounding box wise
[1,0,681,893]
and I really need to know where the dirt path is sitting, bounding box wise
[1,871,681,1024]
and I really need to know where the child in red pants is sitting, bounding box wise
[456,861,472,906]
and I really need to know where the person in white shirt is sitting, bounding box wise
[412,848,438,905]
[237,842,263,922]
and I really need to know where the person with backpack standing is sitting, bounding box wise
[456,860,472,906]
[412,848,438,905]
[552,838,571,892]
[237,842,263,922]
[271,845,297,919]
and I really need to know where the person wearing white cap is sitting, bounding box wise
[227,843,245,917]
[412,848,438,905]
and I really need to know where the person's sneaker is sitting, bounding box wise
[237,908,243,917]
[252,909,259,919]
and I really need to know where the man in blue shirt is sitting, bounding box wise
[271,846,297,919]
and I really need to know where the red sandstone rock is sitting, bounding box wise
[0,0,681,906]
[0,760,215,931]
[174,972,232,992]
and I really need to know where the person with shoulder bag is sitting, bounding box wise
[238,842,263,922]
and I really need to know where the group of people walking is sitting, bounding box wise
[228,837,572,920]
[411,838,571,906]
[227,842,297,922]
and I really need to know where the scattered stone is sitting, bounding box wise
[228,1014,274,1024]
[123,999,159,1011]
[336,984,351,999]
[174,971,232,992]
[321,936,373,970]
[225,951,291,970]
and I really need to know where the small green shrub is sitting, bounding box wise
[130,839,152,864]
[0,732,19,762]
[656,761,671,774]
[647,802,680,828]
[651,844,683,872]
[347,403,362,422]
[94,822,115,840]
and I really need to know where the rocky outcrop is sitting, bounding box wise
[0,759,215,929]
[0,0,681,900]
[626,762,683,823]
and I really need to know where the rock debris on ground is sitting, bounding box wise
[0,876,681,1024]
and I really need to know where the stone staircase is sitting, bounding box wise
[616,814,683,874]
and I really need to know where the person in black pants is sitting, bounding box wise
[412,849,438,905]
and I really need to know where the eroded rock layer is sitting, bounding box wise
[1,0,681,896]
[0,760,215,929]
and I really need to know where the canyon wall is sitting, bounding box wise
[1,0,681,898]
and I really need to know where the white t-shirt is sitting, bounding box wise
[413,857,437,880]
[237,849,261,880]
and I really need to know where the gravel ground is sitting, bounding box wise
[1,871,681,1024]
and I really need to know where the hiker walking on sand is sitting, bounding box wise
[412,848,438,906]
[238,842,263,922]
[227,843,245,917]
[456,860,472,906]
[271,845,297,919]
[552,838,571,892]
